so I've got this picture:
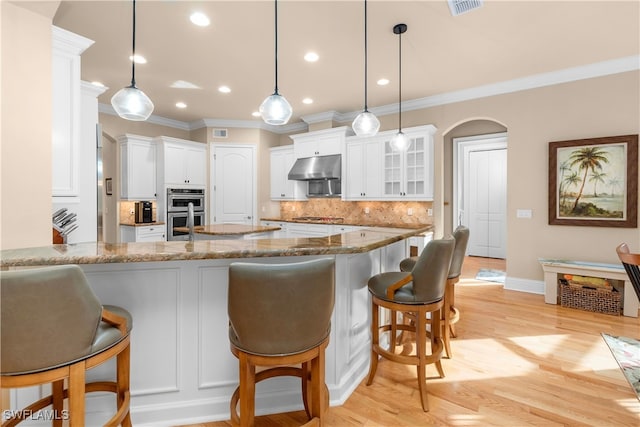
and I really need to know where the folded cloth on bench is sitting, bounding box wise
[564,274,612,289]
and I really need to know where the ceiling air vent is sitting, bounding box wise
[448,0,483,16]
[212,128,228,138]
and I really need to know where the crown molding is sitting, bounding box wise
[98,55,639,133]
[341,55,640,121]
[52,25,94,55]
[81,81,108,97]
[98,103,192,131]
[190,118,307,134]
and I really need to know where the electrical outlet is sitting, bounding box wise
[291,206,296,211]
[407,208,413,216]
[427,208,433,216]
[364,207,370,214]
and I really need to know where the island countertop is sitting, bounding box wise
[172,223,280,236]
[0,225,432,267]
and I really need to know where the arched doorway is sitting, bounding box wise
[442,119,508,273]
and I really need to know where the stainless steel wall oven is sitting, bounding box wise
[167,188,205,240]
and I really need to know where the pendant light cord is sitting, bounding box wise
[363,0,369,112]
[398,27,402,132]
[130,0,137,87]
[273,0,279,95]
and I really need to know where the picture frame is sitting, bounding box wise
[548,134,638,228]
[105,178,113,196]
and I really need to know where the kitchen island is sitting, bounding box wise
[1,225,431,426]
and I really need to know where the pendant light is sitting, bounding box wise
[111,0,154,121]
[390,23,410,152]
[352,0,380,137]
[260,0,292,125]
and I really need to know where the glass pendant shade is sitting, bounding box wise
[111,85,154,121]
[352,111,380,137]
[260,93,292,125]
[390,131,410,152]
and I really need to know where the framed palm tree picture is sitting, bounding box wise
[549,134,638,227]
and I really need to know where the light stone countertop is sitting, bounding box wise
[0,225,433,267]
[172,224,280,235]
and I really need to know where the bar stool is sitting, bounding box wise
[228,258,335,427]
[399,226,469,357]
[1,265,132,427]
[367,237,455,411]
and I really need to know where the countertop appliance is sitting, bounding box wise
[135,201,153,223]
[167,188,205,241]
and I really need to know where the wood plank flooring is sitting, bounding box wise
[181,257,640,426]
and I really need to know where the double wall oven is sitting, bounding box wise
[166,188,205,241]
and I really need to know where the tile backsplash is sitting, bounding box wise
[280,199,433,226]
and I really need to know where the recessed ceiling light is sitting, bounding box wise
[302,98,313,104]
[91,81,105,87]
[129,54,147,64]
[170,80,201,89]
[190,12,210,27]
[218,85,231,94]
[176,102,187,109]
[377,78,390,86]
[304,52,319,62]
[252,111,261,117]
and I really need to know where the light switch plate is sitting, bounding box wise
[516,209,532,219]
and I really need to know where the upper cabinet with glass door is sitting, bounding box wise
[381,125,436,200]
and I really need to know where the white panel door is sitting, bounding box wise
[212,145,255,224]
[467,148,507,258]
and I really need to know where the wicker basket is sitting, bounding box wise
[558,279,622,316]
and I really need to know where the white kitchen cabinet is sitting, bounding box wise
[269,146,307,200]
[118,135,157,200]
[260,221,289,238]
[156,137,207,187]
[381,125,436,200]
[290,126,350,159]
[51,26,94,197]
[287,223,330,237]
[120,224,165,242]
[344,137,383,200]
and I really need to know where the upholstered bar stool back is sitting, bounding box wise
[1,265,132,427]
[228,258,335,427]
[399,226,470,357]
[367,237,455,411]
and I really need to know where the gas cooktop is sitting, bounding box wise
[291,216,345,223]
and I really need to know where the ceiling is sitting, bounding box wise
[51,1,639,128]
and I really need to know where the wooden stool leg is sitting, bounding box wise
[433,309,445,379]
[52,379,64,427]
[366,299,379,385]
[118,342,132,427]
[443,283,453,358]
[68,362,86,427]
[415,310,429,412]
[238,353,256,427]
[302,362,311,418]
[309,351,326,424]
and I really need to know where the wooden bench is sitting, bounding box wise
[539,259,639,318]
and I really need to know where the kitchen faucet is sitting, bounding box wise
[187,202,195,242]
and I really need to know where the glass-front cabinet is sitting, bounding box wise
[344,125,435,201]
[381,125,435,200]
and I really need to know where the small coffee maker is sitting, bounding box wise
[135,201,153,223]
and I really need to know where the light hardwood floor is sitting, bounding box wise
[182,257,640,426]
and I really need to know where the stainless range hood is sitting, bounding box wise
[287,154,341,180]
